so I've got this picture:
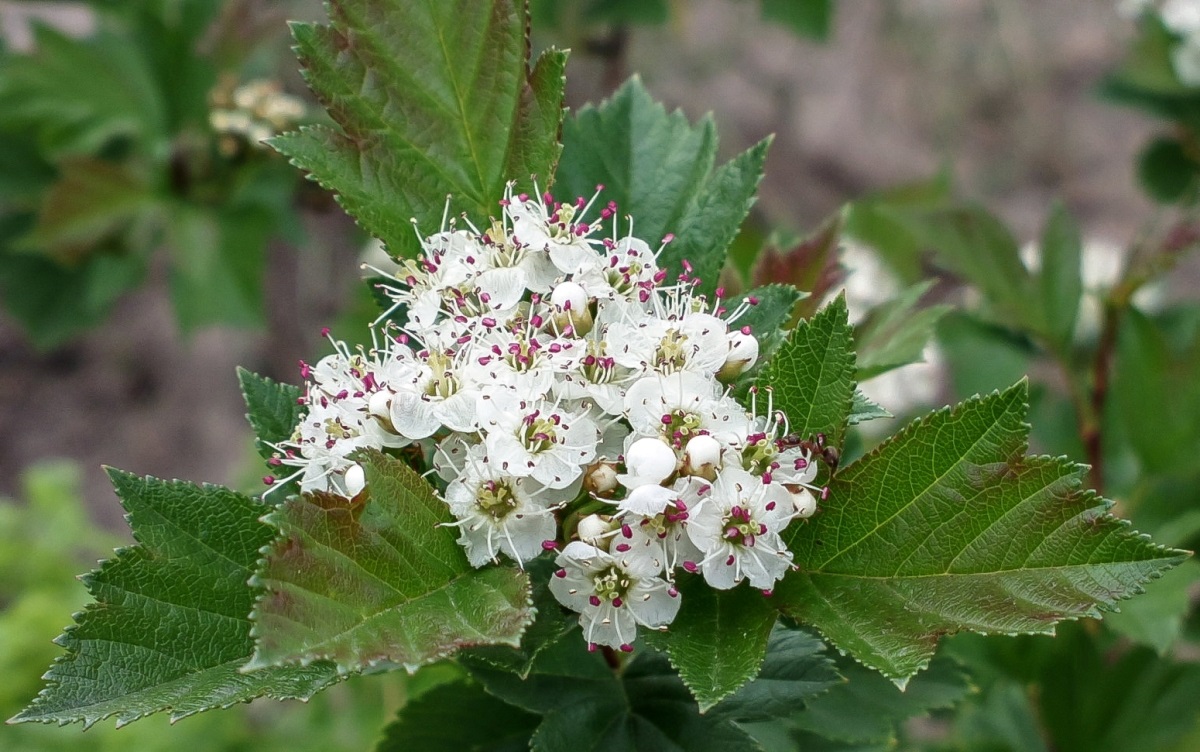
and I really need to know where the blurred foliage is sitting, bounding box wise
[0,0,317,349]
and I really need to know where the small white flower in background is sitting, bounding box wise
[549,541,681,650]
[276,182,835,648]
[1162,0,1200,34]
[210,79,306,150]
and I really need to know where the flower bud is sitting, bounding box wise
[549,280,594,336]
[622,437,678,487]
[577,513,615,548]
[717,330,760,382]
[682,434,722,480]
[585,461,619,495]
[791,488,817,519]
[344,464,367,498]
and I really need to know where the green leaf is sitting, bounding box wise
[730,283,806,388]
[708,626,841,722]
[758,295,856,449]
[459,555,578,679]
[466,637,765,752]
[751,215,843,323]
[848,390,891,426]
[11,472,340,728]
[1036,203,1083,350]
[1104,559,1200,654]
[19,157,157,264]
[790,654,971,744]
[760,0,834,40]
[167,204,270,331]
[273,0,567,258]
[854,280,950,380]
[774,381,1187,680]
[648,577,780,711]
[1138,137,1200,204]
[555,77,769,294]
[376,679,539,752]
[237,368,304,497]
[247,450,533,673]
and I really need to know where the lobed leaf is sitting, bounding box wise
[11,472,340,728]
[248,450,533,673]
[274,0,567,258]
[775,381,1188,680]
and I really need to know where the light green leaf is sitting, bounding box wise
[649,577,780,711]
[248,450,533,673]
[1104,559,1200,654]
[273,0,566,258]
[11,472,340,728]
[774,381,1187,680]
[1037,203,1082,350]
[167,204,271,331]
[854,280,950,380]
[758,295,856,448]
[555,77,769,294]
[376,679,539,751]
[848,390,891,426]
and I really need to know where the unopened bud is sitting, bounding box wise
[717,331,760,382]
[622,437,678,487]
[344,464,366,498]
[550,280,593,336]
[577,514,614,548]
[683,434,722,480]
[792,488,817,519]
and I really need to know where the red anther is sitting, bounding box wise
[748,296,760,305]
[263,476,276,486]
[320,326,331,337]
[589,595,602,607]
[541,539,558,551]
[619,644,634,653]
[555,568,567,578]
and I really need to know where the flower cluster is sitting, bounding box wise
[268,185,827,651]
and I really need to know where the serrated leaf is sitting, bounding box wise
[758,295,856,448]
[847,390,891,426]
[774,381,1188,680]
[1103,559,1200,654]
[555,77,769,294]
[648,577,779,711]
[248,450,533,673]
[466,637,765,752]
[854,281,949,380]
[376,679,539,751]
[11,472,340,728]
[459,554,577,678]
[708,625,841,722]
[731,283,806,390]
[237,367,304,498]
[273,0,566,258]
[790,654,971,743]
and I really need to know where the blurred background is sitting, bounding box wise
[3,1,1199,750]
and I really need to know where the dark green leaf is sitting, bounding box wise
[708,626,841,723]
[854,280,950,380]
[760,0,834,41]
[556,77,769,294]
[167,204,271,331]
[775,381,1187,680]
[248,450,533,673]
[274,0,567,258]
[790,654,970,743]
[467,638,765,752]
[1104,559,1200,654]
[237,368,304,498]
[11,472,340,728]
[1036,203,1083,350]
[1138,137,1200,204]
[731,283,805,389]
[848,390,891,426]
[376,679,539,752]
[758,295,856,448]
[648,577,780,711]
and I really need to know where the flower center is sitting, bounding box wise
[721,504,766,547]
[476,479,519,520]
[521,412,559,453]
[654,329,691,372]
[741,434,778,475]
[423,353,460,399]
[591,566,631,607]
[662,409,704,448]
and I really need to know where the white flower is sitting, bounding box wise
[445,458,558,567]
[623,371,750,447]
[549,541,681,650]
[613,476,707,578]
[685,468,795,591]
[479,394,599,489]
[617,436,678,489]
